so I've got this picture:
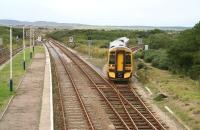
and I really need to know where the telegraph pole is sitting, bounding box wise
[23,26,26,70]
[29,27,32,59]
[9,27,13,94]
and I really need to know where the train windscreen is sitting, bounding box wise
[125,53,131,64]
[109,53,115,64]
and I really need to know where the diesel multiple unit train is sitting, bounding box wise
[107,37,133,81]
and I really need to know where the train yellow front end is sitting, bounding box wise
[107,47,133,81]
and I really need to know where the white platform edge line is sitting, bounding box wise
[44,43,54,130]
[48,45,54,130]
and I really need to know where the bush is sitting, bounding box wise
[167,21,200,79]
[144,50,159,62]
[137,62,145,70]
[152,57,159,67]
[134,50,143,59]
[144,49,170,70]
[189,65,200,80]
[152,54,170,70]
[158,56,170,70]
[145,33,174,49]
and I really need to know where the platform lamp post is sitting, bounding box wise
[22,26,26,70]
[9,27,13,94]
[29,26,32,59]
[32,28,35,53]
[88,35,92,58]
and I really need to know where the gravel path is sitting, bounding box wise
[0,53,45,130]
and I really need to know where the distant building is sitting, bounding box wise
[37,36,42,42]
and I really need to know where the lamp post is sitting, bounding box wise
[9,27,13,94]
[88,36,92,58]
[33,28,35,53]
[29,27,32,59]
[23,26,26,70]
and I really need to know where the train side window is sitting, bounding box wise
[125,54,131,64]
[109,54,115,64]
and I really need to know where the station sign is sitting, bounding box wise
[144,45,149,50]
[69,36,74,43]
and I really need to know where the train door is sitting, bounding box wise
[117,52,124,72]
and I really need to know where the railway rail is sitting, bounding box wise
[47,39,167,130]
[47,43,97,130]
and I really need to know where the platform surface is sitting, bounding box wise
[0,49,52,130]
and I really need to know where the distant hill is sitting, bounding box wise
[0,19,190,31]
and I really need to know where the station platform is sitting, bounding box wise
[0,45,53,130]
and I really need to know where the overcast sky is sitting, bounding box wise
[0,0,199,27]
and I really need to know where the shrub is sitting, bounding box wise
[144,50,159,62]
[144,49,170,70]
[152,57,159,67]
[145,33,173,49]
[137,62,145,70]
[134,51,143,59]
[189,65,200,80]
[158,56,170,70]
[152,55,170,70]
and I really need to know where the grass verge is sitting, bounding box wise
[0,46,44,111]
[137,63,200,130]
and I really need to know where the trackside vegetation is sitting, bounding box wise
[141,21,200,80]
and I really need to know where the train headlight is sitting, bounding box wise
[109,64,115,71]
[109,64,114,67]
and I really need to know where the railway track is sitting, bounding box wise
[47,39,167,130]
[47,43,95,130]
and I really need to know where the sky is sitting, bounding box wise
[0,0,200,27]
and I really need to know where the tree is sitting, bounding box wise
[146,33,173,49]
[167,21,200,79]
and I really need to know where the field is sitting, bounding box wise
[0,46,44,111]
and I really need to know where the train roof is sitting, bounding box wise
[116,37,129,44]
[109,37,129,48]
[109,46,132,52]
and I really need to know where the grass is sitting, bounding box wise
[0,46,44,111]
[137,63,200,130]
[74,44,108,58]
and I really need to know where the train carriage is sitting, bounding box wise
[107,37,133,81]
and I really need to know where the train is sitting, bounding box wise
[107,37,134,81]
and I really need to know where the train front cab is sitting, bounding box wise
[108,48,133,81]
